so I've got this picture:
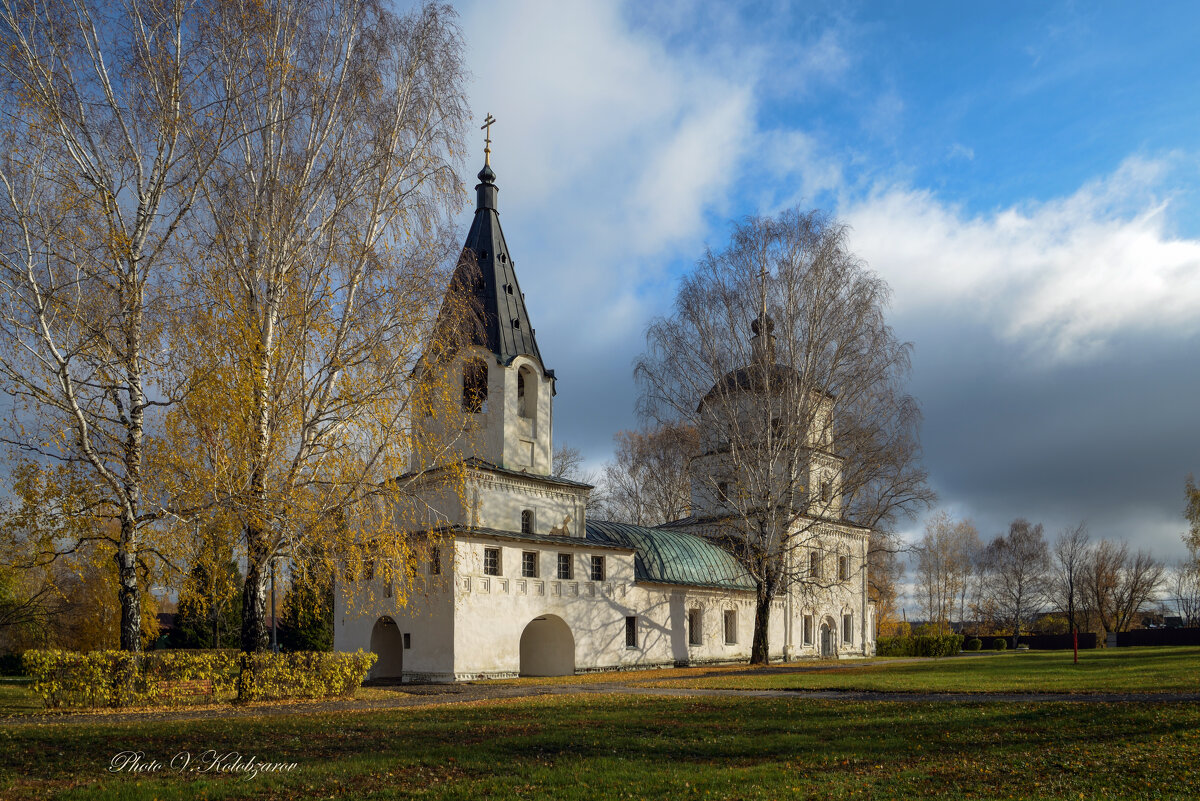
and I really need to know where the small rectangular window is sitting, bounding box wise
[809,551,821,579]
[688,608,702,646]
[483,547,501,576]
[590,555,606,581]
[839,555,850,581]
[803,614,814,646]
[403,633,411,649]
[429,545,442,575]
[557,553,573,580]
[843,613,854,645]
[521,509,534,534]
[625,616,638,648]
[724,610,737,645]
[522,551,538,578]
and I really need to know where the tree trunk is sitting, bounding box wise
[750,580,773,664]
[240,529,270,652]
[240,307,274,653]
[116,519,141,652]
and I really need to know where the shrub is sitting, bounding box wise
[23,648,373,708]
[875,634,964,658]
[992,638,1008,651]
[140,649,241,698]
[24,650,141,708]
[24,649,240,708]
[965,638,983,651]
[236,650,376,702]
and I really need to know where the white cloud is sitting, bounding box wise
[744,129,845,214]
[447,1,1200,561]
[843,156,1200,361]
[459,0,757,342]
[947,143,975,161]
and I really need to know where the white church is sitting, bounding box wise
[333,142,875,681]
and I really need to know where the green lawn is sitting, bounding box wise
[0,678,39,716]
[1,694,1198,800]
[638,647,1200,694]
[2,648,1197,799]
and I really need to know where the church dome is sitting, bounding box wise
[698,363,806,411]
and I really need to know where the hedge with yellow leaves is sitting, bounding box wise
[23,648,375,708]
[236,650,377,702]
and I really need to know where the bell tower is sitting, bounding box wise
[423,117,556,475]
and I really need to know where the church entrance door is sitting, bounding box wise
[519,615,575,676]
[370,616,404,679]
[820,623,833,657]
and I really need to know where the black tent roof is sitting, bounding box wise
[446,161,550,374]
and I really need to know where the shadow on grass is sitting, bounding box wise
[2,694,1197,800]
[642,646,1200,694]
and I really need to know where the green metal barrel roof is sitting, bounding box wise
[585,520,756,591]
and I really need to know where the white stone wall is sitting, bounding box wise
[411,348,555,476]
[498,354,553,475]
[336,319,874,680]
[333,571,457,680]
[468,471,588,538]
[334,530,872,682]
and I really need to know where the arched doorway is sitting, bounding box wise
[820,620,835,657]
[370,616,403,679]
[519,615,575,676]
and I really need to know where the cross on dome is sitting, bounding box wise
[481,113,496,166]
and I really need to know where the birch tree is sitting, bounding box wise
[867,533,904,634]
[0,0,227,650]
[1186,474,1200,557]
[914,511,977,633]
[635,208,932,663]
[1051,521,1090,636]
[979,519,1050,643]
[1081,539,1165,637]
[599,425,698,527]
[168,0,471,651]
[1177,476,1200,625]
[1169,558,1200,627]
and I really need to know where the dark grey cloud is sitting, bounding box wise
[902,318,1199,556]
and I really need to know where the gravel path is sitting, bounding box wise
[567,685,1200,704]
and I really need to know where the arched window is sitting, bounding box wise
[463,359,488,413]
[517,366,536,418]
[521,509,534,534]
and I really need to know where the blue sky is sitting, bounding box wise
[450,0,1200,575]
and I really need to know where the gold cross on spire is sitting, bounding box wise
[759,262,769,320]
[481,113,496,165]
